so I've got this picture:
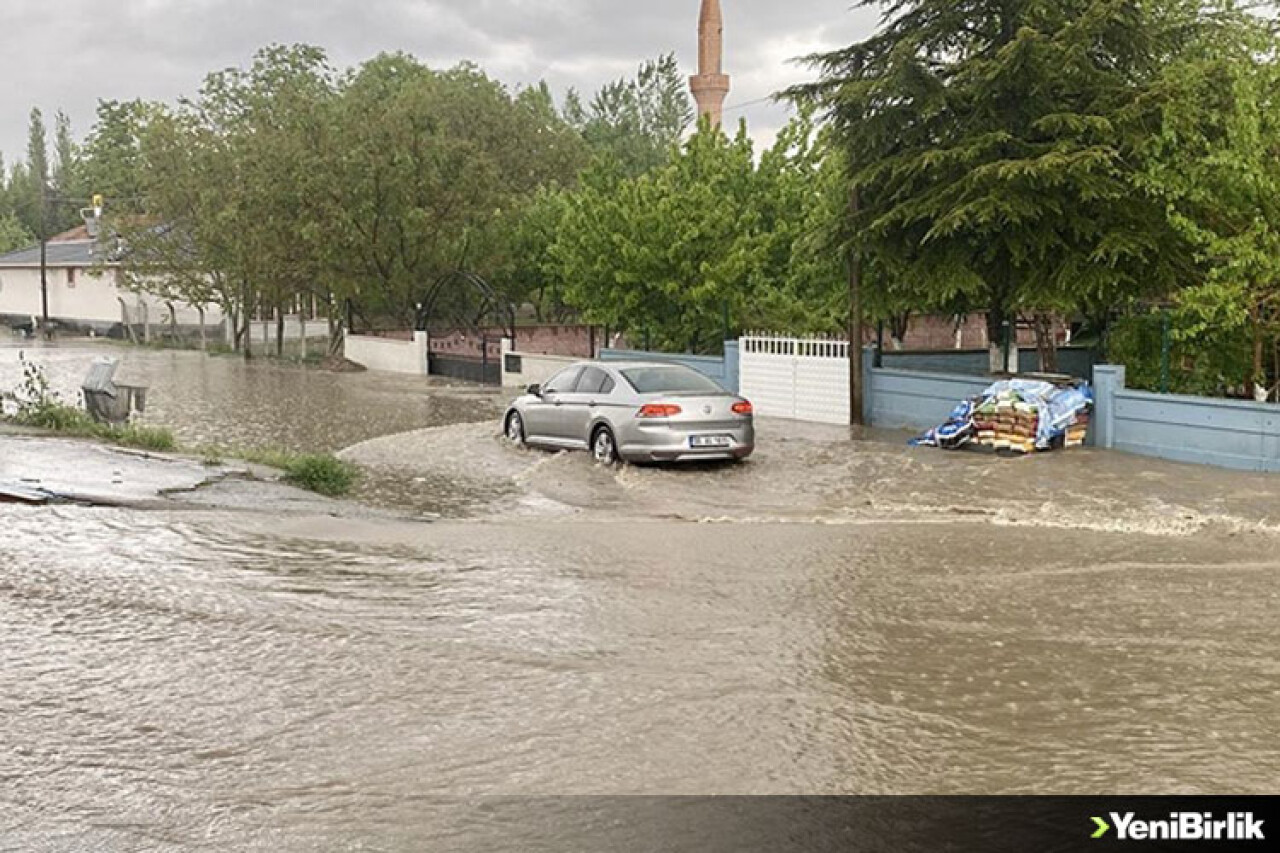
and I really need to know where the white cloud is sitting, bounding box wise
[0,0,880,165]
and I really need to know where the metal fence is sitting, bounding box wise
[428,353,501,386]
[739,334,851,425]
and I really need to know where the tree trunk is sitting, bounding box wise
[986,307,1006,373]
[848,186,865,426]
[197,307,207,351]
[1033,312,1058,373]
[889,312,910,351]
[329,306,345,358]
[240,280,254,360]
[119,298,138,345]
[276,308,285,359]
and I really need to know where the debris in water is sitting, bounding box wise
[0,483,52,504]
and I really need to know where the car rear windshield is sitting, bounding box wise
[620,366,724,395]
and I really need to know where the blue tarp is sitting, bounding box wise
[912,379,1094,452]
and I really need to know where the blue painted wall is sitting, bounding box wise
[1094,365,1280,472]
[600,344,739,392]
[864,364,992,431]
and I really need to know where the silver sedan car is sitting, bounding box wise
[502,361,755,464]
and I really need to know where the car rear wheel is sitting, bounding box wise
[591,426,618,466]
[505,411,526,446]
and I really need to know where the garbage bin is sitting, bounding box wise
[81,357,148,426]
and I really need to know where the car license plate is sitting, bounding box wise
[690,435,732,449]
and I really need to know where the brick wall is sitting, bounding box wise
[427,325,614,360]
[869,314,1068,351]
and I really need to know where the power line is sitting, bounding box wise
[722,95,777,114]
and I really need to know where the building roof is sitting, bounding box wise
[0,239,109,269]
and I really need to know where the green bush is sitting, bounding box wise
[16,402,95,432]
[281,454,359,497]
[10,400,178,452]
[109,424,178,452]
[1107,313,1254,396]
[237,448,359,497]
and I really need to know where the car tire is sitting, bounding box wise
[505,411,526,446]
[591,425,619,466]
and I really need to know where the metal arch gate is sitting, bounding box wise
[739,334,851,425]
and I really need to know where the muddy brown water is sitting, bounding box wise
[2,340,1279,851]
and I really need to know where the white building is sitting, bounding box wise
[0,227,223,336]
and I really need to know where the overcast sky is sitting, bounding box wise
[0,1,881,169]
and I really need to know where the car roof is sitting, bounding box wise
[594,361,702,371]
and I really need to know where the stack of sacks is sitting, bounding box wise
[912,379,1094,453]
[973,389,1040,453]
[973,400,998,445]
[1066,418,1090,448]
[1010,400,1039,454]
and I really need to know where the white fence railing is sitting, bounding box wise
[739,334,850,425]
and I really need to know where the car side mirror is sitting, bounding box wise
[527,384,542,397]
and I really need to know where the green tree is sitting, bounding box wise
[121,46,337,355]
[551,114,838,352]
[488,187,576,323]
[80,100,156,215]
[793,0,1195,370]
[565,54,694,179]
[13,108,50,238]
[1135,1,1280,396]
[325,55,583,330]
[0,212,33,253]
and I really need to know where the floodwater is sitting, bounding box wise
[0,339,500,452]
[2,339,1279,850]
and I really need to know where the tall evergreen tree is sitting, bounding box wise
[18,108,50,237]
[792,0,1195,368]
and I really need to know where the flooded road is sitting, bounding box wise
[0,339,501,452]
[2,340,1279,850]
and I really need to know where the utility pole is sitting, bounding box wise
[848,186,865,427]
[32,186,99,340]
[39,181,50,339]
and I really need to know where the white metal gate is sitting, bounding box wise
[739,334,850,425]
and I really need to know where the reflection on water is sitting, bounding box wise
[0,339,501,452]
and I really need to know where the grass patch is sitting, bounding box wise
[5,355,355,497]
[236,448,359,497]
[12,402,177,452]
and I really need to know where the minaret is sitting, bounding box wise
[690,0,730,128]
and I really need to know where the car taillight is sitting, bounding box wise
[732,401,754,416]
[637,403,682,418]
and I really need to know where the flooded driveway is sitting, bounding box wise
[2,340,1279,850]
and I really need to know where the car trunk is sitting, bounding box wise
[640,393,743,430]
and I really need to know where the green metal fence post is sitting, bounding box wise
[1160,310,1171,394]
